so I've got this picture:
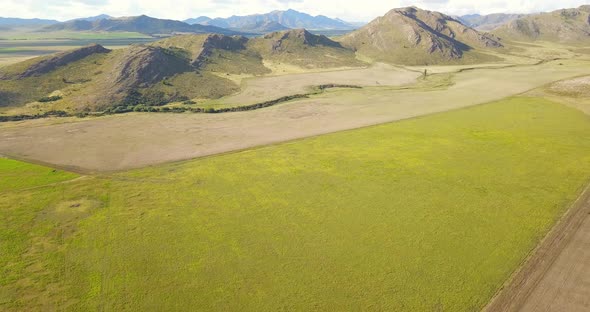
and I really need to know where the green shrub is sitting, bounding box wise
[38,95,62,103]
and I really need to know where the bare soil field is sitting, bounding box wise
[1,59,589,172]
[522,208,590,312]
[211,63,421,106]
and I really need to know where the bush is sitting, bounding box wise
[38,95,63,103]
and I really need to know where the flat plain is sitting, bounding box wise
[2,97,590,311]
[1,58,589,172]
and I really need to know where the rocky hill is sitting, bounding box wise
[248,29,364,68]
[41,15,243,35]
[340,7,503,65]
[493,6,590,43]
[0,31,365,113]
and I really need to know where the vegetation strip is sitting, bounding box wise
[0,84,362,122]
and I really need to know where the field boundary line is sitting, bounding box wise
[0,175,89,195]
[484,180,590,312]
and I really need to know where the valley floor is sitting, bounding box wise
[2,40,590,311]
[1,58,589,172]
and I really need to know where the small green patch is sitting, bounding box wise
[0,158,78,192]
[38,95,62,103]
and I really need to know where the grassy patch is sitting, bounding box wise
[2,97,590,310]
[0,157,77,192]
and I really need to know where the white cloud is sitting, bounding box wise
[1,0,589,22]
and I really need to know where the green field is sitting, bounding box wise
[2,97,590,310]
[0,158,77,192]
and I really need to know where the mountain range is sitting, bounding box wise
[458,13,526,31]
[185,9,356,32]
[0,17,59,27]
[2,5,590,116]
[40,15,245,36]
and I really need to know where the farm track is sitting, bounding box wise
[485,181,590,311]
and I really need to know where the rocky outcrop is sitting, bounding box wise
[192,34,249,66]
[264,29,342,51]
[19,44,110,78]
[111,45,190,90]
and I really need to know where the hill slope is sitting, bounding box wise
[340,7,503,65]
[187,9,354,30]
[494,6,590,43]
[41,15,243,35]
[0,31,365,113]
[249,29,364,68]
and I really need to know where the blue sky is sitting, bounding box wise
[3,0,590,22]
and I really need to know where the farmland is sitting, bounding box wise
[2,96,590,310]
[1,57,589,172]
[2,5,590,310]
[0,157,77,192]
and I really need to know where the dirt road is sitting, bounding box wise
[485,183,590,312]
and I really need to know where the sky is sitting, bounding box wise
[2,0,590,22]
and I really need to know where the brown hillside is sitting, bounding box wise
[494,6,590,43]
[340,7,503,65]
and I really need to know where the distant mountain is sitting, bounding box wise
[186,9,355,31]
[184,16,213,25]
[340,7,503,65]
[40,15,245,36]
[494,6,590,43]
[459,13,526,31]
[0,17,58,27]
[69,14,112,22]
[242,21,290,33]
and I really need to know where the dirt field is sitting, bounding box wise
[213,63,420,106]
[1,59,589,172]
[520,210,590,311]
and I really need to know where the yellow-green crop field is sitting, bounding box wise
[2,97,590,311]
